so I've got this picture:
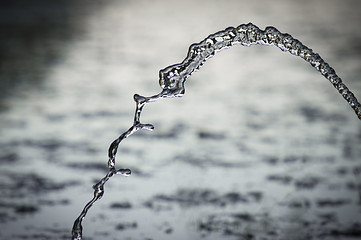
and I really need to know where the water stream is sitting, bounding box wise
[71,23,361,240]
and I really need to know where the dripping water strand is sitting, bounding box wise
[72,22,361,240]
[71,90,176,240]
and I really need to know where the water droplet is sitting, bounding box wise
[117,168,131,176]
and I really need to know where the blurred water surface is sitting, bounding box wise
[0,0,361,239]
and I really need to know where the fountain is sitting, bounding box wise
[71,23,361,240]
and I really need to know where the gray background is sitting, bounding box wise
[0,0,361,239]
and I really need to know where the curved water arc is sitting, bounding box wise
[159,23,361,119]
[72,22,361,240]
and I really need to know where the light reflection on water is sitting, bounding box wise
[0,0,361,239]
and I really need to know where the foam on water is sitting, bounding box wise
[71,23,361,240]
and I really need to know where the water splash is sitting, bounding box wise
[71,22,361,240]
